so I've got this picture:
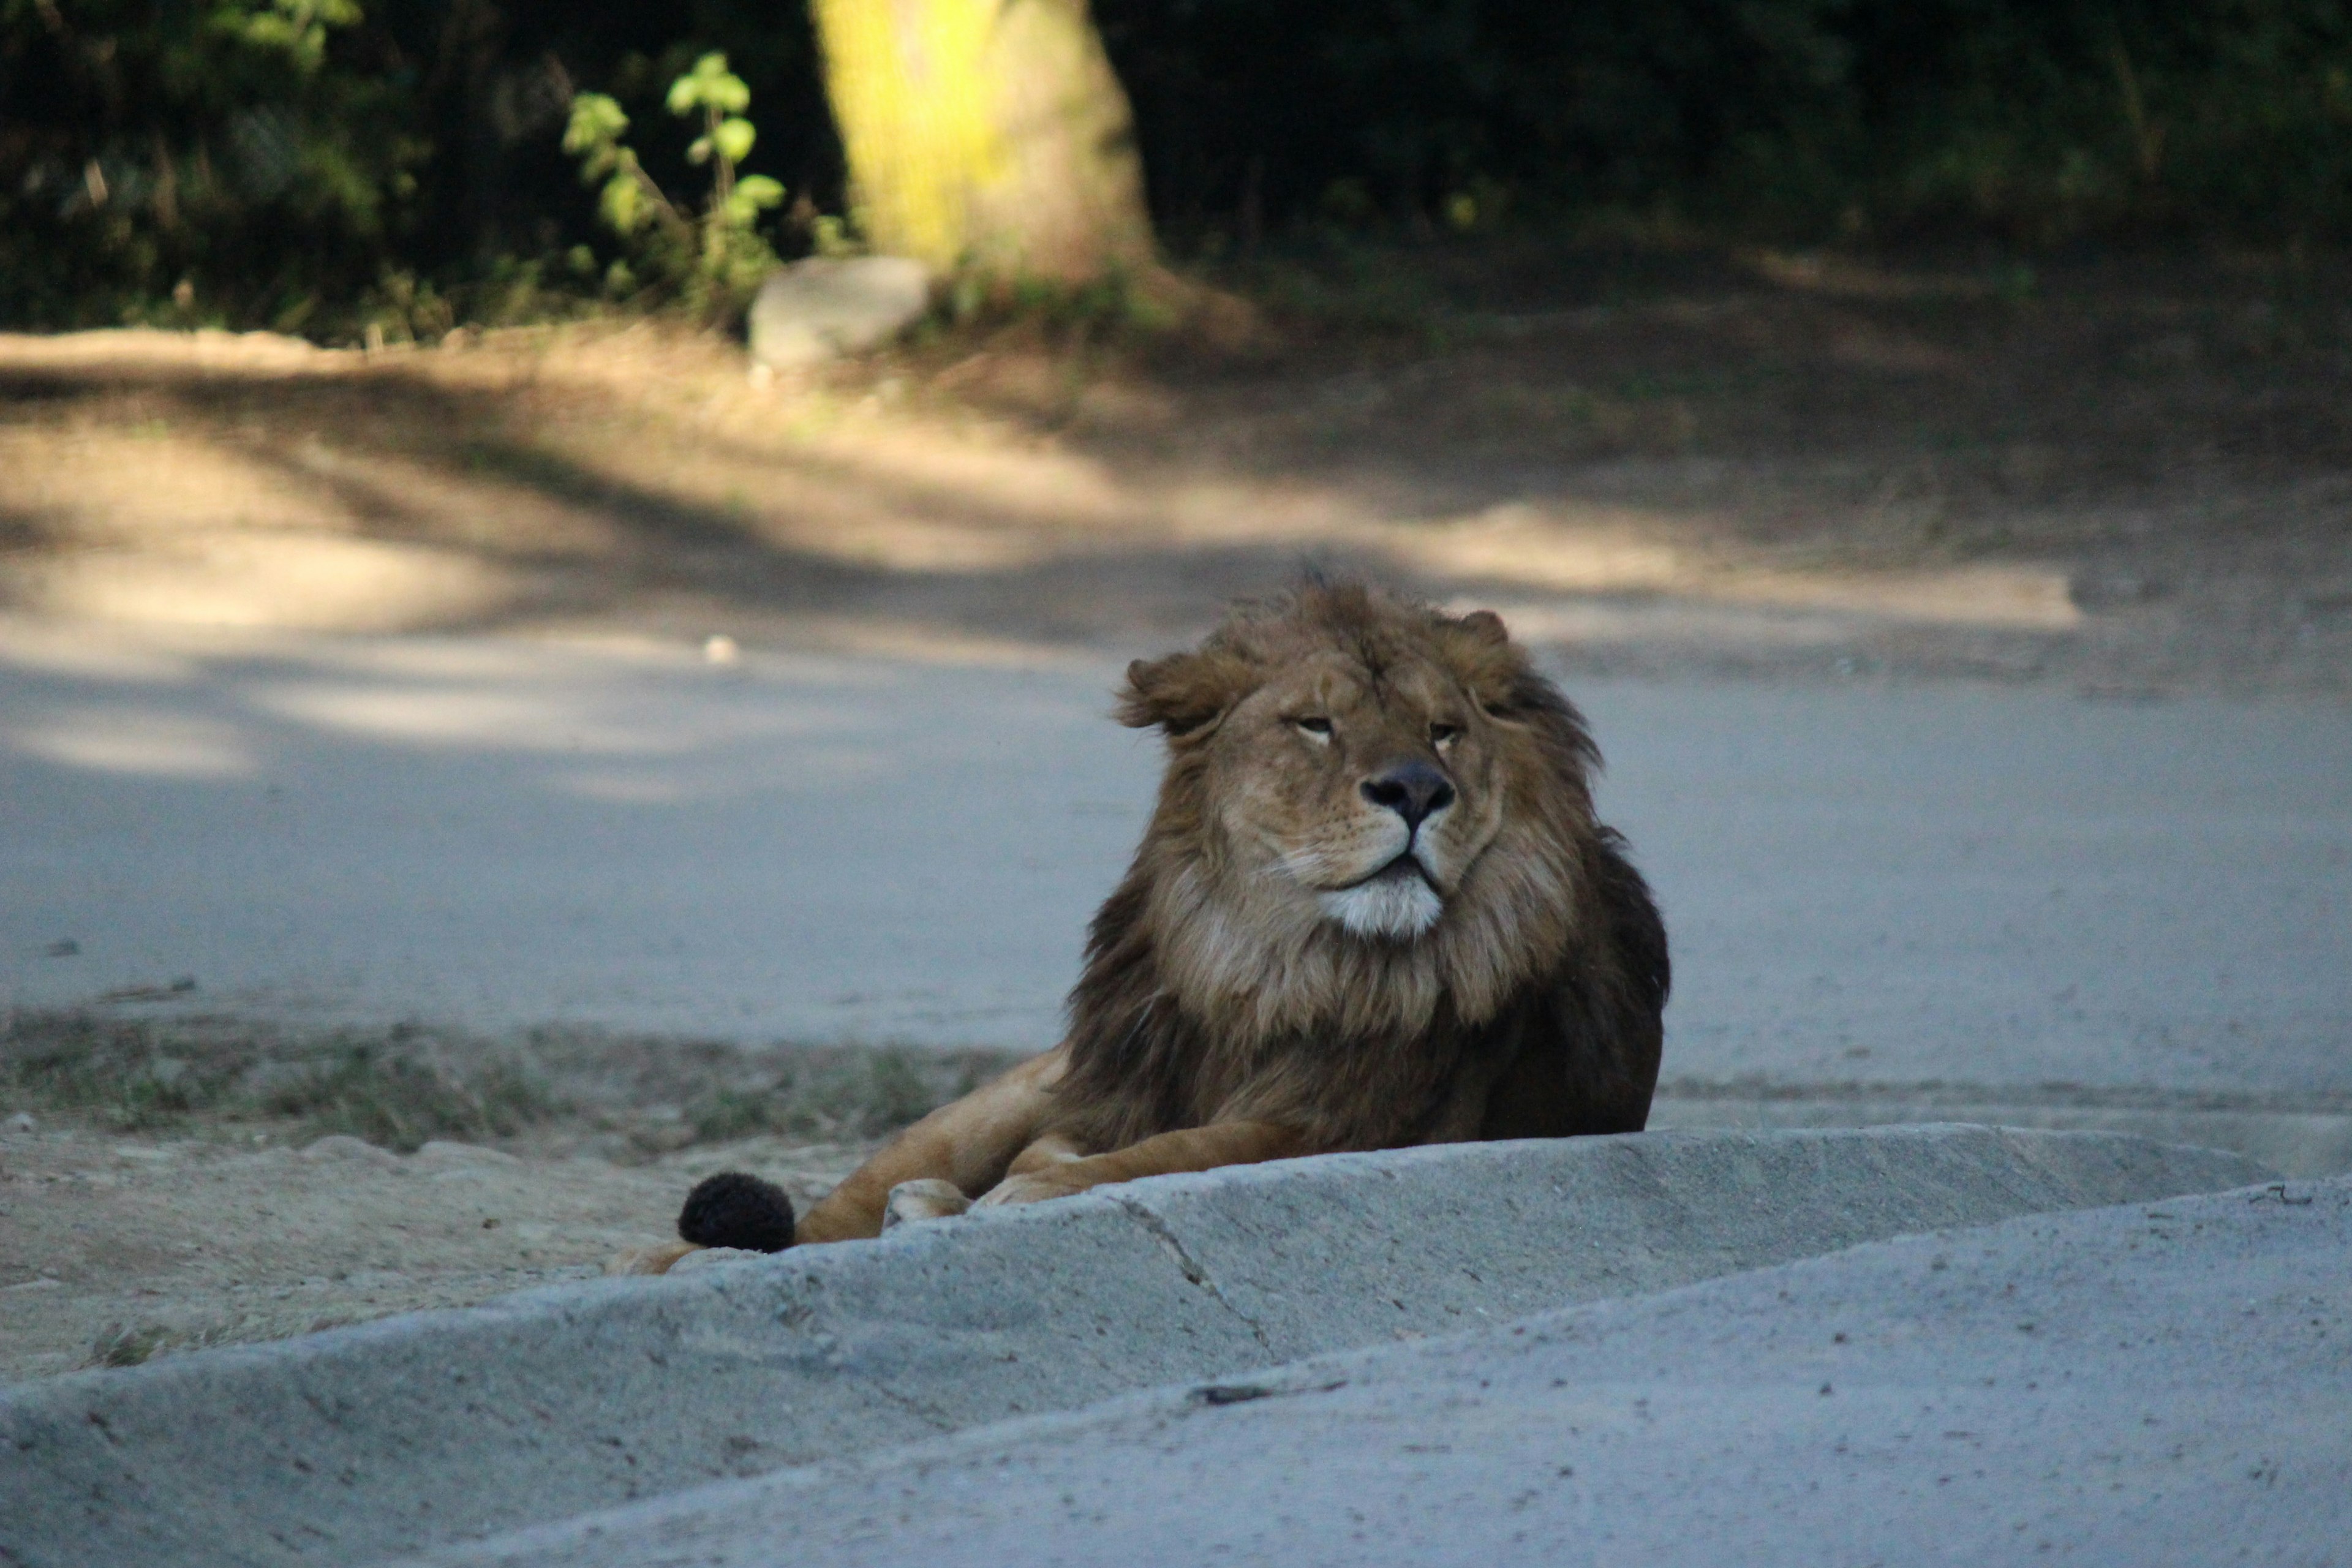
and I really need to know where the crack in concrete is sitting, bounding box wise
[1108,1195,1274,1354]
[863,1376,958,1433]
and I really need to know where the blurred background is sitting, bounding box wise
[6,0,2352,331]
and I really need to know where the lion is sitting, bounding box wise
[625,581,1667,1272]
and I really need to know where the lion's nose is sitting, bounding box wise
[1361,761,1456,831]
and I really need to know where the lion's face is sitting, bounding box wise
[1118,589,1590,1001]
[1059,584,1649,1150]
[1204,647,1508,941]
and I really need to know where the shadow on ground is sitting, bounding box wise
[2,244,2347,692]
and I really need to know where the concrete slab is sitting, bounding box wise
[4,622,2346,1121]
[0,1127,2270,1568]
[413,1171,2352,1568]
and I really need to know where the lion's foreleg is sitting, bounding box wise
[793,1048,1068,1243]
[974,1120,1310,1208]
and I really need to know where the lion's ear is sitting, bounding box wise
[1455,609,1508,646]
[1118,650,1256,737]
[1435,609,1526,713]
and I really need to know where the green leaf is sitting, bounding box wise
[712,118,756,165]
[599,168,644,234]
[668,52,751,116]
[734,175,785,209]
[708,74,751,115]
[685,135,713,167]
[564,94,629,157]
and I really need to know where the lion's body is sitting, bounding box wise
[647,582,1668,1262]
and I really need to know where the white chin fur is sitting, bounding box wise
[1317,876,1443,940]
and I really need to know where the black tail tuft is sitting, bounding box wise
[677,1171,795,1253]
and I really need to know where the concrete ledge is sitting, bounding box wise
[0,1126,2271,1568]
[1653,1090,2352,1177]
[429,1172,2352,1568]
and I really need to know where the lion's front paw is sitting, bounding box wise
[973,1171,1089,1209]
[883,1178,973,1230]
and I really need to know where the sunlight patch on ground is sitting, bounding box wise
[250,684,677,753]
[1388,502,1686,592]
[1461,598,1862,648]
[0,619,202,685]
[5,706,255,778]
[764,616,1107,669]
[1721,563,2081,628]
[20,536,515,632]
[550,744,889,804]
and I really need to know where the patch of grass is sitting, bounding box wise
[86,1322,172,1369]
[0,1012,246,1132]
[260,1049,559,1153]
[2,1009,1023,1154]
[1,1011,560,1148]
[680,1046,1005,1145]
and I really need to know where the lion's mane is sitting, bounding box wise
[1049,581,1670,1155]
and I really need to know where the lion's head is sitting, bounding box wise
[1093,581,1607,1056]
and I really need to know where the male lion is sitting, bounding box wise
[631,581,1667,1270]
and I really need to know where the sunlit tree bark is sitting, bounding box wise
[809,0,1157,282]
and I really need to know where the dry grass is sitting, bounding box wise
[0,1009,1019,1156]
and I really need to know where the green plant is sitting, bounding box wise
[564,51,785,318]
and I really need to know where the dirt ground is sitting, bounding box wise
[3,244,2347,1385]
[0,1123,868,1384]
[0,1017,1021,1382]
[2,244,2347,692]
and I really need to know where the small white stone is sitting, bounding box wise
[747,256,933,368]
[703,634,741,666]
[6,1112,36,1134]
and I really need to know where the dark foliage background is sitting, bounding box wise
[1102,0,2352,245]
[6,0,2350,332]
[0,0,837,330]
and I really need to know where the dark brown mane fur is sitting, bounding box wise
[1047,581,1669,1155]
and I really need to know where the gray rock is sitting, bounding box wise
[747,257,932,368]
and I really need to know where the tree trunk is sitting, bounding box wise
[809,0,1157,283]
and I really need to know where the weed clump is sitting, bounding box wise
[0,1011,559,1148]
[260,1050,558,1153]
[0,1013,243,1131]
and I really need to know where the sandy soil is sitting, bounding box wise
[0,1116,870,1384]
[0,1018,1011,1384]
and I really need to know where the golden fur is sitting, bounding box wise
[632,581,1668,1264]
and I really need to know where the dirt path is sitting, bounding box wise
[3,247,2346,695]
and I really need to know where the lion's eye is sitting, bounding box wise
[1430,722,1463,748]
[1293,717,1333,742]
